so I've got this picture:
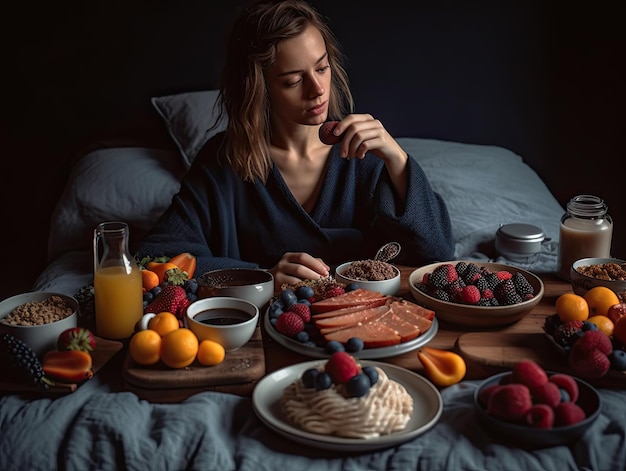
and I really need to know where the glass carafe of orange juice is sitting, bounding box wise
[93,221,143,339]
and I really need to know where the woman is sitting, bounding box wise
[137,0,454,290]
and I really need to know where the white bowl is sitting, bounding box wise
[0,292,78,357]
[186,296,259,351]
[409,261,544,328]
[570,257,626,297]
[335,261,401,296]
[197,268,274,308]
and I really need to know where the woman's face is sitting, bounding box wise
[266,24,332,127]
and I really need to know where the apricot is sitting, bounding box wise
[417,346,466,387]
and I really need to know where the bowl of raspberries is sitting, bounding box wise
[409,261,544,327]
[474,360,601,448]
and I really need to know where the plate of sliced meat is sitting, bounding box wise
[264,287,438,359]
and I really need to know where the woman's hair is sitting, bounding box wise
[216,0,353,182]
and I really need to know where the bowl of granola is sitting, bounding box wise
[334,260,401,296]
[570,257,626,298]
[0,292,78,357]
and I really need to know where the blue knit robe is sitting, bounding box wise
[137,133,454,275]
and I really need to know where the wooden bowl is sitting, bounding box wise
[408,261,544,328]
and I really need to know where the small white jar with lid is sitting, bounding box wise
[495,223,545,263]
[557,194,613,280]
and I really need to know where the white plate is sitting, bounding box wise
[264,306,438,359]
[252,360,442,452]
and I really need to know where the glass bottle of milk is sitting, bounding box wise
[557,195,613,280]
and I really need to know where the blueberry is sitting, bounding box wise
[185,278,198,294]
[151,285,162,297]
[346,337,364,352]
[302,368,319,388]
[270,317,278,327]
[303,341,317,348]
[295,285,315,300]
[325,340,345,353]
[186,292,198,303]
[298,299,311,307]
[268,302,284,319]
[345,373,370,398]
[280,289,298,309]
[344,283,359,292]
[610,349,626,371]
[362,366,379,386]
[296,331,310,343]
[143,292,154,303]
[315,372,333,390]
[559,388,571,402]
[582,321,598,331]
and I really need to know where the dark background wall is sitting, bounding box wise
[2,0,624,299]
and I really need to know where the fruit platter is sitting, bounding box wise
[264,278,438,359]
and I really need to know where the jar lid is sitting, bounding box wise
[497,223,545,242]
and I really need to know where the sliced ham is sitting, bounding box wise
[377,310,422,342]
[389,300,434,333]
[323,320,402,348]
[318,307,389,335]
[311,288,384,313]
[312,298,390,319]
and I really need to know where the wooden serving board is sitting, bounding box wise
[0,336,123,396]
[456,331,626,389]
[122,325,265,402]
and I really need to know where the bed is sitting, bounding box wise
[2,90,625,471]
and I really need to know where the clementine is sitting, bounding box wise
[584,286,620,317]
[555,293,589,322]
[586,315,615,337]
[148,311,180,337]
[129,330,162,366]
[197,340,226,366]
[160,328,198,369]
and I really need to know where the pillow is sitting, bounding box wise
[397,137,564,273]
[151,90,228,168]
[47,147,185,261]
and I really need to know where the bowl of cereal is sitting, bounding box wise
[334,260,401,296]
[0,292,78,357]
[570,257,626,298]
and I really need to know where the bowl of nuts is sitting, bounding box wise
[570,257,626,298]
[0,292,78,357]
[334,260,401,296]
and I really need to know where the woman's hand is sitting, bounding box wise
[332,114,408,200]
[268,252,330,292]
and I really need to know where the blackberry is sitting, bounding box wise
[494,279,520,305]
[74,283,95,329]
[543,313,563,336]
[444,279,466,299]
[430,288,452,302]
[475,276,490,292]
[512,272,534,297]
[427,266,449,288]
[483,273,501,290]
[462,263,481,284]
[0,334,54,389]
[454,261,468,277]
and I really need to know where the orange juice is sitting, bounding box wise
[94,265,143,339]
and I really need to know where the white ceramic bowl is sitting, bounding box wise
[334,261,401,296]
[474,371,601,448]
[570,257,626,297]
[408,261,544,328]
[186,296,259,351]
[197,268,274,309]
[0,292,78,357]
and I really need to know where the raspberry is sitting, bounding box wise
[460,285,481,304]
[481,288,494,300]
[525,404,555,429]
[287,303,311,323]
[477,384,502,409]
[496,270,513,281]
[487,383,532,423]
[324,351,359,384]
[325,287,345,298]
[275,312,305,338]
[511,360,548,391]
[554,402,586,427]
[548,373,579,402]
[531,381,561,408]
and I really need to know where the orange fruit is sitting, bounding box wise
[584,286,620,317]
[197,340,226,366]
[614,316,626,345]
[129,329,162,366]
[146,261,179,284]
[148,311,180,337]
[160,328,199,369]
[555,293,589,322]
[586,315,615,337]
[141,269,160,291]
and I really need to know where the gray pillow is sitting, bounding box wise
[151,90,228,169]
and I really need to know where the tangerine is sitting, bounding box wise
[148,311,180,337]
[160,328,198,369]
[555,293,589,322]
[197,340,226,366]
[584,286,620,317]
[586,315,615,337]
[613,316,626,345]
[129,330,162,366]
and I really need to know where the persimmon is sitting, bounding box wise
[169,252,197,279]
[42,350,94,383]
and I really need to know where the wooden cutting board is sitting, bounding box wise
[122,325,265,402]
[456,331,626,389]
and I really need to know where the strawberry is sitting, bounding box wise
[554,401,586,427]
[57,327,96,352]
[569,345,611,379]
[525,404,555,429]
[319,121,343,145]
[287,303,311,323]
[325,351,359,384]
[275,312,305,338]
[511,360,548,390]
[486,383,532,423]
[144,285,190,327]
[530,381,561,408]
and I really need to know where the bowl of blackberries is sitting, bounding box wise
[409,261,544,327]
[474,360,601,448]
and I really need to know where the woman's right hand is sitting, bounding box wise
[268,252,330,292]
